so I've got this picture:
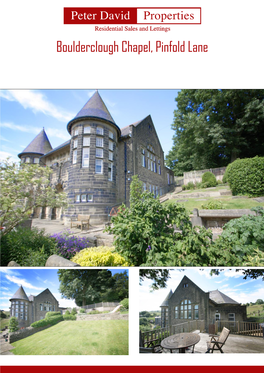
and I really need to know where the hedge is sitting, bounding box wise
[63,314,76,321]
[31,314,63,328]
[201,171,217,188]
[225,156,264,197]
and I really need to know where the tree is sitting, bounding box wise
[256,299,264,305]
[129,175,143,207]
[100,271,128,301]
[166,89,264,175]
[58,269,115,307]
[9,317,19,332]
[139,269,171,290]
[0,159,68,236]
[210,269,264,281]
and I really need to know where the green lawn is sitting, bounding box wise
[0,317,10,329]
[11,319,128,355]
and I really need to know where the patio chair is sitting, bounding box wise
[206,327,230,353]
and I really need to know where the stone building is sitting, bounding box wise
[18,91,174,224]
[160,276,247,333]
[9,285,61,328]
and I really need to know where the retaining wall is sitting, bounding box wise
[77,313,128,321]
[9,322,62,343]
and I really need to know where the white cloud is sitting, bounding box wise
[0,150,18,162]
[6,275,44,291]
[0,90,73,122]
[1,121,69,142]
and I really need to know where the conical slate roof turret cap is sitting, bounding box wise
[9,285,29,302]
[160,289,173,307]
[67,91,120,134]
[18,128,53,158]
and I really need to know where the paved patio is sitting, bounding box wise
[161,333,264,354]
[32,219,114,246]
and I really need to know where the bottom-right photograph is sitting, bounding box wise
[139,268,264,353]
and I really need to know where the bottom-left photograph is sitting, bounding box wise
[0,268,129,355]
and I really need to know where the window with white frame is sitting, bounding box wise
[228,313,235,326]
[167,173,170,184]
[83,125,91,134]
[96,127,104,135]
[143,182,147,191]
[96,137,104,147]
[109,151,113,161]
[87,194,93,202]
[83,137,90,146]
[96,148,103,158]
[141,154,146,167]
[109,140,114,151]
[215,313,221,321]
[154,162,157,173]
[108,163,113,181]
[25,157,30,163]
[175,306,179,319]
[33,158,39,164]
[81,194,87,202]
[82,148,89,168]
[74,128,79,136]
[148,159,151,170]
[159,165,161,175]
[75,194,80,203]
[109,131,114,139]
[73,139,78,148]
[73,149,77,164]
[95,159,103,174]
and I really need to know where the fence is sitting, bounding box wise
[140,320,205,347]
[216,320,263,337]
[82,301,120,311]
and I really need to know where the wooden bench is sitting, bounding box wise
[70,215,90,231]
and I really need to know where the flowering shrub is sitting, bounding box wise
[71,246,130,266]
[50,230,90,259]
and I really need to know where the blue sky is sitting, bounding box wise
[0,268,128,311]
[0,89,179,163]
[139,268,264,312]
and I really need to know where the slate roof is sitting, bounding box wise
[41,140,70,158]
[160,289,173,307]
[10,286,29,302]
[18,129,53,157]
[67,91,119,134]
[209,290,240,305]
[120,118,144,138]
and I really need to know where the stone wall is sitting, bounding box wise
[9,322,62,343]
[77,313,128,321]
[184,167,226,185]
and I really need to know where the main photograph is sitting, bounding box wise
[1,89,264,267]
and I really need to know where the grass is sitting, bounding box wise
[165,185,264,213]
[247,304,264,323]
[0,317,10,330]
[11,319,128,355]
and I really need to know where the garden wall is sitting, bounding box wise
[184,167,226,185]
[77,313,128,321]
[9,322,62,343]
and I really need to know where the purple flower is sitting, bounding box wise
[146,245,151,252]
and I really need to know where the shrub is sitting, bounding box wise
[79,308,86,313]
[45,312,61,318]
[9,317,19,332]
[105,190,213,266]
[63,314,76,321]
[225,156,264,197]
[120,298,129,310]
[71,246,130,266]
[50,230,91,260]
[88,310,100,314]
[201,200,225,209]
[186,181,195,190]
[222,172,228,184]
[201,172,217,188]
[31,314,63,328]
[65,310,70,315]
[0,227,58,266]
[209,207,264,266]
[71,308,77,315]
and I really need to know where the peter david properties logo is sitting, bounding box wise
[63,7,202,25]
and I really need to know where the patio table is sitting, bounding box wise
[161,333,200,353]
